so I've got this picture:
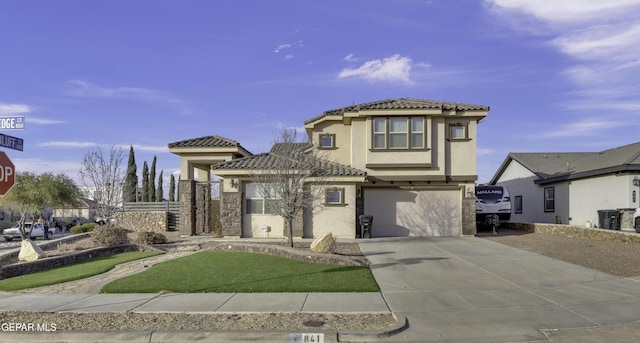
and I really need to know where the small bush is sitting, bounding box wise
[136,232,168,245]
[91,224,130,247]
[70,223,98,235]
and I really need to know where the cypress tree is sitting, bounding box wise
[141,161,149,202]
[124,146,138,202]
[169,174,176,202]
[149,156,156,202]
[156,170,164,202]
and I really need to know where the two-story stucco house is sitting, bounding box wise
[169,98,489,238]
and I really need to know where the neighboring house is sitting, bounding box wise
[489,142,640,229]
[52,197,98,223]
[169,98,490,238]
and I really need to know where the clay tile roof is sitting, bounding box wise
[168,135,244,149]
[212,151,366,177]
[305,98,489,123]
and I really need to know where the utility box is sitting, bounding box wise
[598,210,621,230]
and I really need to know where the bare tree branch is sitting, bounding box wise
[79,145,125,221]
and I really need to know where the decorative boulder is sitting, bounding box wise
[18,240,47,262]
[310,233,336,254]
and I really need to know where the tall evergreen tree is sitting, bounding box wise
[169,174,176,202]
[124,146,138,202]
[141,161,149,202]
[149,156,156,202]
[156,170,164,202]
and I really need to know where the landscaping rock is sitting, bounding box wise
[310,233,336,254]
[18,240,47,262]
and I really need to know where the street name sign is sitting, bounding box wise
[0,116,25,130]
[0,133,23,151]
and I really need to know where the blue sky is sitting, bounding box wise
[1,0,639,192]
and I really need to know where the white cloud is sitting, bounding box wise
[13,157,82,177]
[129,144,169,153]
[487,0,640,121]
[0,103,31,115]
[539,119,634,138]
[27,116,66,125]
[487,0,640,24]
[37,141,96,148]
[63,80,183,105]
[338,54,415,84]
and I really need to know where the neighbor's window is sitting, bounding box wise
[372,117,425,150]
[515,195,523,214]
[449,124,468,140]
[319,134,335,149]
[246,183,278,215]
[325,187,345,205]
[544,187,555,212]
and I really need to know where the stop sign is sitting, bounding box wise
[0,151,15,196]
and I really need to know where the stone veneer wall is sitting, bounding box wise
[462,197,476,235]
[0,245,155,280]
[504,222,640,244]
[115,211,167,233]
[178,180,196,236]
[221,192,242,236]
[196,182,211,234]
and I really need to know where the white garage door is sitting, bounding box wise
[363,188,461,237]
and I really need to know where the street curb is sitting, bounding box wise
[338,313,409,342]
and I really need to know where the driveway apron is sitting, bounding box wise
[358,236,640,343]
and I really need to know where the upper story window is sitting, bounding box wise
[373,117,425,150]
[449,123,469,140]
[319,133,335,149]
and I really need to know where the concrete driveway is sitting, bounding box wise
[358,236,640,343]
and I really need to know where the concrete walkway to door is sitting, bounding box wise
[358,236,640,343]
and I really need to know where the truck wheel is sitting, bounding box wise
[4,237,12,242]
[635,218,640,233]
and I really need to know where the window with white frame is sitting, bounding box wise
[544,187,555,212]
[514,195,523,214]
[245,183,278,214]
[372,117,425,150]
[325,187,344,205]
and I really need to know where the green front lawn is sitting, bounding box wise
[0,251,162,292]
[101,251,379,293]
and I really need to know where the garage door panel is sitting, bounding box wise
[364,189,461,237]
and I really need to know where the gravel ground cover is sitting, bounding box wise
[477,229,640,277]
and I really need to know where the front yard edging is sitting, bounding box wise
[504,222,640,244]
[0,244,161,280]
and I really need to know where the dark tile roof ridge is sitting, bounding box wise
[168,135,243,148]
[305,98,489,124]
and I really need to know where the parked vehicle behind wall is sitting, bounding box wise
[476,185,512,229]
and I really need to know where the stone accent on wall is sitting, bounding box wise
[178,180,196,236]
[0,245,155,280]
[196,182,211,234]
[619,208,635,229]
[504,222,640,244]
[221,191,242,237]
[462,197,476,235]
[115,211,167,233]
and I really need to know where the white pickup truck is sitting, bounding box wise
[2,222,56,241]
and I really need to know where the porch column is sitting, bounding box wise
[220,178,242,237]
[196,166,211,234]
[178,180,196,236]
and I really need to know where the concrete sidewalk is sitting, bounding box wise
[1,236,640,342]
